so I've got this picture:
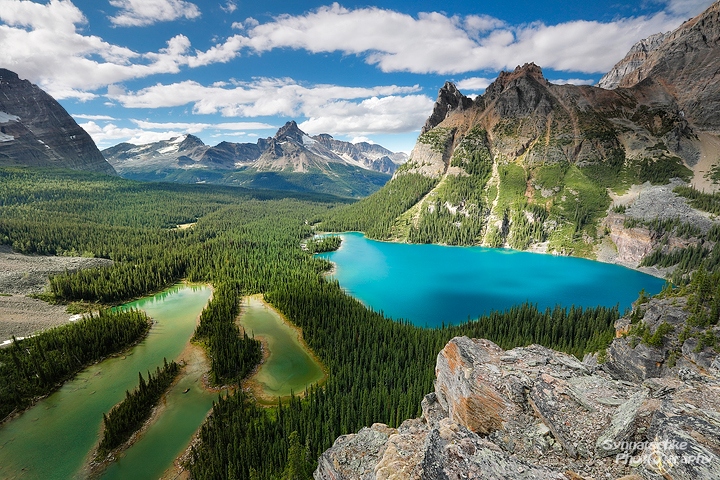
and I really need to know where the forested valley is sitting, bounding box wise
[1,167,624,479]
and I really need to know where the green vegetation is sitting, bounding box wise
[98,358,180,457]
[706,162,720,184]
[635,155,692,184]
[674,185,720,215]
[322,173,438,238]
[0,308,150,420]
[193,283,262,385]
[0,167,621,479]
[496,163,527,212]
[417,127,453,153]
[305,235,341,253]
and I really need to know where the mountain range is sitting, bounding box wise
[102,121,406,197]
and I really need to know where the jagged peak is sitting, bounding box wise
[485,63,547,96]
[421,82,473,133]
[274,120,307,142]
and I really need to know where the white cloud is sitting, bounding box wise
[220,1,236,14]
[131,120,274,131]
[547,78,596,86]
[0,1,197,98]
[298,95,433,135]
[107,78,432,136]
[72,114,117,120]
[80,120,178,146]
[197,2,713,74]
[351,136,374,144]
[108,0,201,27]
[455,77,493,92]
[81,118,274,147]
[664,0,714,16]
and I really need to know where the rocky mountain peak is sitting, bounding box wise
[600,0,720,131]
[421,81,473,134]
[176,133,205,149]
[274,120,306,143]
[484,63,547,99]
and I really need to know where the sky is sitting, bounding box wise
[0,0,715,153]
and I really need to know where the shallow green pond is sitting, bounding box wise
[0,284,213,480]
[238,297,325,402]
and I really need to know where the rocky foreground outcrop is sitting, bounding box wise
[315,301,720,479]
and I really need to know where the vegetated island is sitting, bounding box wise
[88,359,181,477]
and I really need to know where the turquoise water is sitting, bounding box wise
[0,284,213,480]
[318,232,667,327]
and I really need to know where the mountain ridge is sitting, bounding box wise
[104,121,406,176]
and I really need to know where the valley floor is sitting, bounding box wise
[0,245,111,341]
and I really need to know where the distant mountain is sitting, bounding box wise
[104,121,407,197]
[0,69,115,175]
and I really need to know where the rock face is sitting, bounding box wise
[597,32,671,89]
[316,311,720,479]
[607,1,720,133]
[421,82,474,134]
[104,121,405,178]
[0,69,115,175]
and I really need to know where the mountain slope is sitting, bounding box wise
[0,69,115,175]
[603,0,720,132]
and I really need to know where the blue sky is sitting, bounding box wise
[0,0,715,153]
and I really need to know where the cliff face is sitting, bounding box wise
[611,1,720,133]
[597,32,671,90]
[0,69,115,175]
[316,308,720,479]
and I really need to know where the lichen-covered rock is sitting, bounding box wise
[315,333,720,480]
[314,423,397,480]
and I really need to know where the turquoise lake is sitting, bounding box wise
[317,232,667,327]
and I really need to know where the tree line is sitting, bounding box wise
[97,358,180,457]
[0,309,150,420]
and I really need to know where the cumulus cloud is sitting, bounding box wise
[72,114,117,120]
[108,78,432,135]
[220,1,236,14]
[132,120,274,131]
[108,0,201,27]
[0,0,196,98]
[201,1,713,74]
[664,0,714,16]
[0,0,714,107]
[455,77,493,92]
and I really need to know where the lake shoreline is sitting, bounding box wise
[319,230,668,279]
[238,294,328,406]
